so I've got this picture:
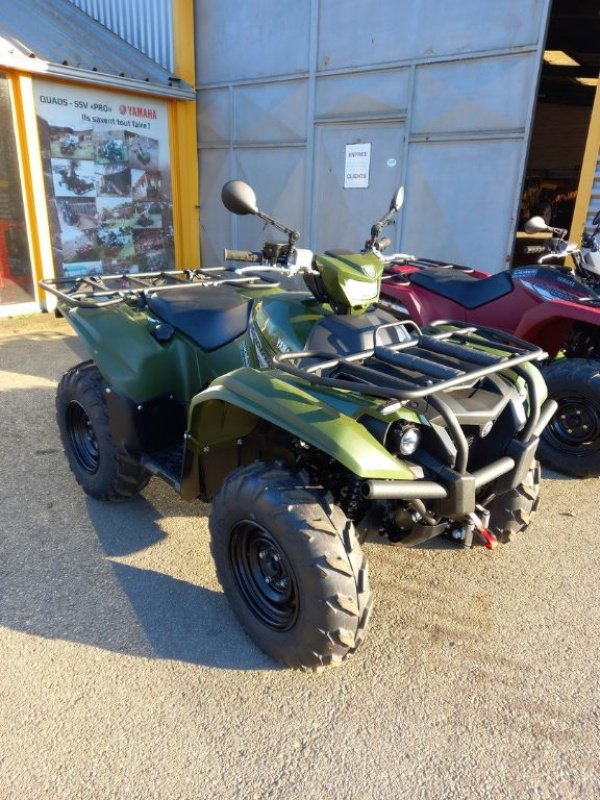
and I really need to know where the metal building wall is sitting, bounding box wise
[67,0,174,72]
[196,0,552,272]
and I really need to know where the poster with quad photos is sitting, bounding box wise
[34,80,175,280]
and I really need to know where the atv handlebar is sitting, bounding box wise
[223,248,262,263]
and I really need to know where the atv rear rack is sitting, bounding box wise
[40,267,280,309]
[274,321,549,473]
[380,254,476,273]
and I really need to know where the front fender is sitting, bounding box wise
[516,302,600,359]
[187,368,414,481]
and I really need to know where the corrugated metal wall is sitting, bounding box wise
[67,0,174,72]
[196,0,552,273]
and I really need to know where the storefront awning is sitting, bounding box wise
[0,0,194,99]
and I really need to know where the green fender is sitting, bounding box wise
[187,367,415,480]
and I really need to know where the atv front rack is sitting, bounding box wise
[274,320,548,474]
[274,320,544,402]
[40,267,280,309]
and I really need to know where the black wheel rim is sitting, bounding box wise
[545,394,600,453]
[229,522,299,631]
[66,401,100,473]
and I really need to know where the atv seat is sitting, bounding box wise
[408,269,513,309]
[147,284,251,351]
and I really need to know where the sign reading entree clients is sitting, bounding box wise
[344,142,371,189]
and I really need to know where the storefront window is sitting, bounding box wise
[0,73,34,306]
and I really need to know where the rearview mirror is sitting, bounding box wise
[221,180,258,216]
[524,216,551,235]
[390,186,404,213]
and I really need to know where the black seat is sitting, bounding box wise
[408,269,513,309]
[147,284,251,351]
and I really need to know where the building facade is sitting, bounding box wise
[0,0,198,317]
[0,0,598,317]
[194,0,600,273]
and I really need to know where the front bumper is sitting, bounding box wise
[361,397,557,517]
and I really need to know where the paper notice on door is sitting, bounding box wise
[344,142,371,189]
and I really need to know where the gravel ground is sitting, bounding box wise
[0,313,598,800]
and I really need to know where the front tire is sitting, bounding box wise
[209,463,373,671]
[539,358,600,477]
[56,361,150,499]
[486,460,541,543]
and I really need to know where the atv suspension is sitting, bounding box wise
[293,439,369,524]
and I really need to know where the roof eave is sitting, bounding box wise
[0,52,195,100]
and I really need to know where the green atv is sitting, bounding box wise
[42,181,556,671]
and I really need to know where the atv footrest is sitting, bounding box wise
[141,443,185,490]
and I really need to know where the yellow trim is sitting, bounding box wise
[571,79,600,243]
[9,73,55,309]
[169,99,200,268]
[171,0,200,268]
[172,0,196,85]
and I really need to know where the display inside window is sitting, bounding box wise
[519,176,578,231]
[34,81,174,278]
[0,73,34,306]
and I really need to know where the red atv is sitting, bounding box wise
[371,205,600,477]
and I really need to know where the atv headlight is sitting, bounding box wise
[398,426,421,455]
[343,278,378,304]
[388,423,421,456]
[514,384,528,427]
[519,384,528,403]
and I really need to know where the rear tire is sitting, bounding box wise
[56,361,150,500]
[539,358,600,477]
[486,460,541,543]
[209,462,373,671]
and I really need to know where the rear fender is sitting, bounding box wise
[61,305,204,402]
[184,368,414,499]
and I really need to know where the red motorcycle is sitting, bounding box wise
[367,196,600,477]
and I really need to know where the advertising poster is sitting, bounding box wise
[34,81,174,279]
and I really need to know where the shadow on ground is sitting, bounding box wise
[0,381,273,672]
